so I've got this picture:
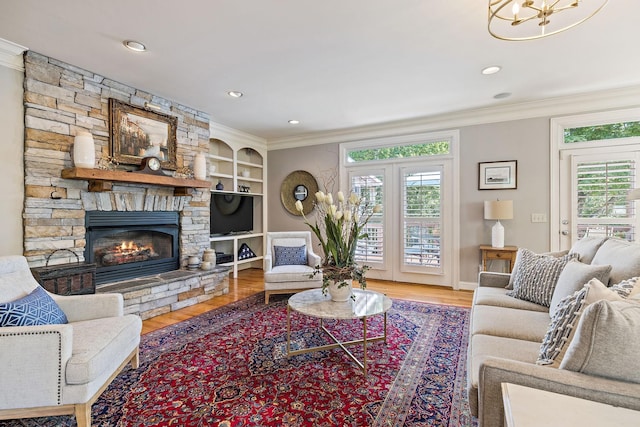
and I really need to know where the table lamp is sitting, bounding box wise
[484,200,513,248]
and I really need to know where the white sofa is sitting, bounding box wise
[0,255,142,427]
[263,231,323,303]
[467,237,640,427]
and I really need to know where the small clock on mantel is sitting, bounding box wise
[134,156,167,175]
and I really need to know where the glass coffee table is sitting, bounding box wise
[286,288,392,376]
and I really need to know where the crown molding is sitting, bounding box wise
[0,38,28,71]
[267,85,640,151]
[209,121,267,151]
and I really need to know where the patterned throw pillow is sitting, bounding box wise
[0,285,68,327]
[273,245,307,267]
[537,278,635,367]
[507,248,578,307]
[549,260,612,318]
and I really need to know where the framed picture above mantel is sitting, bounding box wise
[109,98,178,170]
[478,160,517,190]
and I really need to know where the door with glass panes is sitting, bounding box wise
[347,160,454,286]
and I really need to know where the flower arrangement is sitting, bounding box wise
[295,190,381,294]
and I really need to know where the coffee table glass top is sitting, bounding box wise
[288,289,392,320]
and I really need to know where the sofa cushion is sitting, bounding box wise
[0,285,68,327]
[549,260,611,318]
[467,334,541,411]
[507,249,569,290]
[568,236,608,265]
[560,300,640,384]
[591,238,640,286]
[473,287,548,312]
[264,265,317,283]
[507,249,577,307]
[66,314,142,385]
[471,305,551,342]
[273,245,307,266]
[537,278,633,367]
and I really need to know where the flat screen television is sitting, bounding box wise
[210,194,254,235]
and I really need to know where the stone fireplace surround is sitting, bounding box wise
[21,51,230,319]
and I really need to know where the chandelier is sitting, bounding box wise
[488,0,609,41]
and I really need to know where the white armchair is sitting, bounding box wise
[263,231,323,303]
[0,255,142,427]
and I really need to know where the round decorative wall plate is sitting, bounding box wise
[280,170,319,216]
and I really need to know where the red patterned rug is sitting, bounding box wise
[1,294,477,427]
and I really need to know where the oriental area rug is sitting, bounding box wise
[1,294,477,427]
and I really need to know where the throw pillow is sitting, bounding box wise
[0,285,68,327]
[507,249,569,290]
[549,260,611,318]
[560,300,640,384]
[507,249,578,307]
[591,238,640,286]
[537,278,629,367]
[568,236,608,265]
[273,245,307,267]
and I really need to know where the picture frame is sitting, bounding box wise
[478,160,517,190]
[108,98,178,170]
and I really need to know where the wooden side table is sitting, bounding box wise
[480,245,518,273]
[502,383,640,427]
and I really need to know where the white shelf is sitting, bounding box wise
[210,172,234,178]
[237,160,263,168]
[208,154,232,162]
[209,232,262,242]
[237,256,263,266]
[237,176,262,183]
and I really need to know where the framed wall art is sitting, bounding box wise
[478,160,517,190]
[109,98,178,170]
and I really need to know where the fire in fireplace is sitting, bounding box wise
[85,211,180,285]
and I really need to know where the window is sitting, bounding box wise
[347,140,449,163]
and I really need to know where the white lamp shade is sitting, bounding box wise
[484,200,513,220]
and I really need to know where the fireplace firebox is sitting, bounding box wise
[85,211,180,285]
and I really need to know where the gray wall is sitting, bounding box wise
[0,63,24,256]
[268,117,551,285]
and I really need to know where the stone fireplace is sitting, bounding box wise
[85,211,180,285]
[21,51,230,319]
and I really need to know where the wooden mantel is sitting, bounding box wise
[61,168,211,195]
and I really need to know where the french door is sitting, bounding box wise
[347,159,455,286]
[558,148,640,250]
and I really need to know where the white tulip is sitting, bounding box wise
[330,204,337,217]
[349,193,359,205]
[326,193,333,205]
[373,204,382,213]
[337,191,345,202]
[335,211,343,220]
[295,200,304,212]
[315,191,325,203]
[343,210,352,221]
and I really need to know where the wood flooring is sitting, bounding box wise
[141,268,474,335]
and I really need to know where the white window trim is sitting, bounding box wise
[550,107,640,250]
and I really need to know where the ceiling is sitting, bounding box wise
[1,1,639,142]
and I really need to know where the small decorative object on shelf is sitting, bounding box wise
[238,243,256,260]
[97,155,119,170]
[173,166,194,179]
[216,180,224,191]
[187,255,200,270]
[73,131,96,169]
[241,169,250,178]
[202,249,216,268]
[239,184,250,193]
[194,152,207,180]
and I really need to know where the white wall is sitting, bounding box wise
[0,62,24,256]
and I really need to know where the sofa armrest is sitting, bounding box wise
[478,271,511,288]
[0,324,73,408]
[51,292,124,322]
[307,252,321,268]
[263,255,272,272]
[478,357,640,427]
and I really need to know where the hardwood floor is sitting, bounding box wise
[142,268,474,334]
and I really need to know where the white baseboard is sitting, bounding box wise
[457,280,477,291]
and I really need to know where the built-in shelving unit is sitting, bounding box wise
[208,137,266,278]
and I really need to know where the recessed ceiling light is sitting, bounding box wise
[288,120,300,125]
[482,65,501,75]
[227,91,243,98]
[123,40,146,52]
[494,92,512,99]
